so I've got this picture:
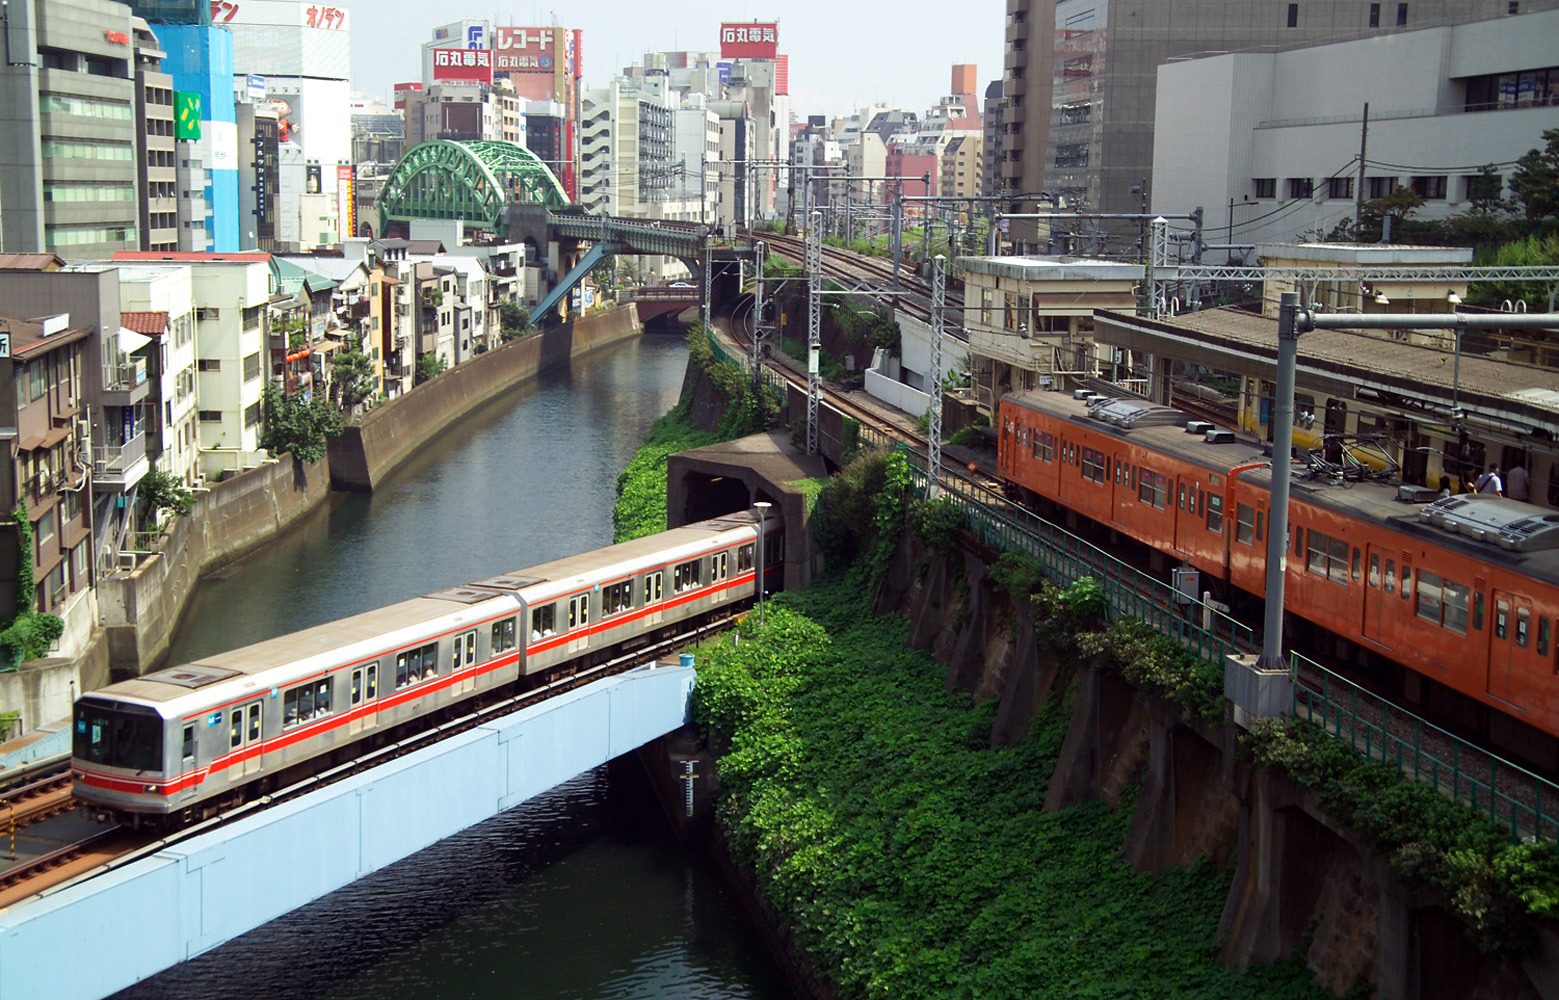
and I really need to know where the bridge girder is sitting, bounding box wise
[379,140,570,235]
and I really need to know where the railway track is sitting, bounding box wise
[747,230,966,330]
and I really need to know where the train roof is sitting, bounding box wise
[1005,389,1559,586]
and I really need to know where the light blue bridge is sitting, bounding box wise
[0,662,695,1000]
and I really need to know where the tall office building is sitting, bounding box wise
[131,17,178,251]
[0,0,145,258]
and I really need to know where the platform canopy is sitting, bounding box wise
[378,140,570,235]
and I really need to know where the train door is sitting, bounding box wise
[178,723,198,802]
[348,661,379,736]
[568,594,591,654]
[1362,547,1391,648]
[227,700,264,777]
[1488,590,1532,704]
[710,552,729,603]
[453,630,477,694]
[644,572,664,626]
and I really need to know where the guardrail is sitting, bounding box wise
[1293,651,1559,843]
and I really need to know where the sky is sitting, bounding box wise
[345,1,1007,119]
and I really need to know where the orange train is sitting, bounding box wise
[996,389,1559,754]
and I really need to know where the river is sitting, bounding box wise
[117,334,791,1000]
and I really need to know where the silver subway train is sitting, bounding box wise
[72,511,782,824]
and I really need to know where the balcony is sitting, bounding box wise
[100,356,151,406]
[93,434,148,489]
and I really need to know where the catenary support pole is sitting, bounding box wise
[751,240,765,382]
[1259,292,1301,671]
[806,211,823,455]
[928,255,946,500]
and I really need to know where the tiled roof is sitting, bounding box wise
[120,311,169,334]
[0,253,66,271]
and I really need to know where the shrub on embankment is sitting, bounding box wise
[690,575,1328,1000]
[612,325,780,543]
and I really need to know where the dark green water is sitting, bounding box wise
[120,335,792,1000]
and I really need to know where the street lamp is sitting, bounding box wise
[753,501,772,625]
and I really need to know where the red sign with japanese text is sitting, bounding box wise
[432,47,494,84]
[720,22,778,59]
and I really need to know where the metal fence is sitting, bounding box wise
[1293,651,1559,843]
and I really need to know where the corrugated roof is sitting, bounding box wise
[0,253,66,272]
[120,311,169,334]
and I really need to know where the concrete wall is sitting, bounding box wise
[96,454,333,675]
[328,304,642,492]
[0,663,695,1000]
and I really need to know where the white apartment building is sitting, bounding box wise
[114,265,200,491]
[674,103,720,222]
[1152,10,1559,248]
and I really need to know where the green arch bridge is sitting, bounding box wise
[377,139,571,235]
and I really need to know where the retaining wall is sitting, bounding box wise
[96,456,333,675]
[328,305,641,492]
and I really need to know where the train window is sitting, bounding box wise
[764,530,783,566]
[351,669,362,705]
[1256,511,1265,542]
[1207,495,1224,533]
[1540,617,1551,657]
[395,642,439,688]
[1400,566,1412,600]
[1033,431,1054,463]
[1137,469,1167,509]
[531,604,556,640]
[464,631,477,666]
[492,618,517,653]
[1517,609,1531,648]
[1473,593,1484,630]
[1416,571,1444,624]
[738,544,754,572]
[1297,527,1306,560]
[1330,538,1349,584]
[1351,548,1361,583]
[1384,559,1396,595]
[674,558,702,593]
[367,664,378,699]
[1081,448,1107,484]
[283,679,332,729]
[603,580,634,615]
[1495,598,1509,639]
[568,599,577,629]
[181,725,194,762]
[230,710,242,749]
[713,552,729,581]
[1178,483,1187,510]
[644,571,663,605]
[247,704,261,743]
[1236,504,1255,545]
[1443,582,1470,635]
[1368,553,1380,588]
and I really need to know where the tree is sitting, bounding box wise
[1510,128,1559,224]
[415,353,447,385]
[259,382,343,463]
[138,464,195,529]
[498,299,533,341]
[330,350,377,412]
[1466,233,1559,312]
[1361,185,1425,240]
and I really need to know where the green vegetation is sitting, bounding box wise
[498,299,534,341]
[808,451,911,582]
[259,381,344,464]
[0,503,65,665]
[414,353,447,385]
[612,326,780,543]
[1245,718,1559,959]
[691,575,1328,1000]
[138,464,195,528]
[329,350,377,413]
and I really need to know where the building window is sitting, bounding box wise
[36,508,56,545]
[1465,67,1559,112]
[1369,2,1380,26]
[1288,178,1314,199]
[1366,176,1395,199]
[1410,176,1447,200]
[1327,177,1354,199]
[40,139,134,160]
[1287,3,1299,27]
[1252,178,1276,199]
[244,402,261,428]
[1397,2,1408,24]
[197,359,220,372]
[1464,172,1503,203]
[28,362,46,402]
[198,410,222,422]
[243,352,261,382]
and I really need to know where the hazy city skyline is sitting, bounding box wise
[348,1,1006,116]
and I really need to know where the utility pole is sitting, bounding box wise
[928,255,946,500]
[1354,103,1370,231]
[891,189,903,291]
[1260,292,1301,672]
[806,211,823,454]
[751,240,765,383]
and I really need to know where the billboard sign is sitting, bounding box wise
[494,27,557,73]
[246,74,267,101]
[466,24,485,49]
[210,2,348,29]
[253,117,278,241]
[720,22,778,59]
[175,92,203,140]
[336,165,355,243]
[432,47,494,84]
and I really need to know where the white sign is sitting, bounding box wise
[434,50,491,68]
[207,120,239,170]
[722,26,776,44]
[0,333,10,360]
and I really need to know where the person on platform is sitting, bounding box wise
[1508,462,1531,502]
[1475,464,1504,497]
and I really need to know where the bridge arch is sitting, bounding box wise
[378,140,570,235]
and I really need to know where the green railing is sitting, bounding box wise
[1292,651,1559,843]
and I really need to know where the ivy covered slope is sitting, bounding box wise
[612,326,779,543]
[691,576,1327,1000]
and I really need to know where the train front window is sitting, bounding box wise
[74,701,164,772]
